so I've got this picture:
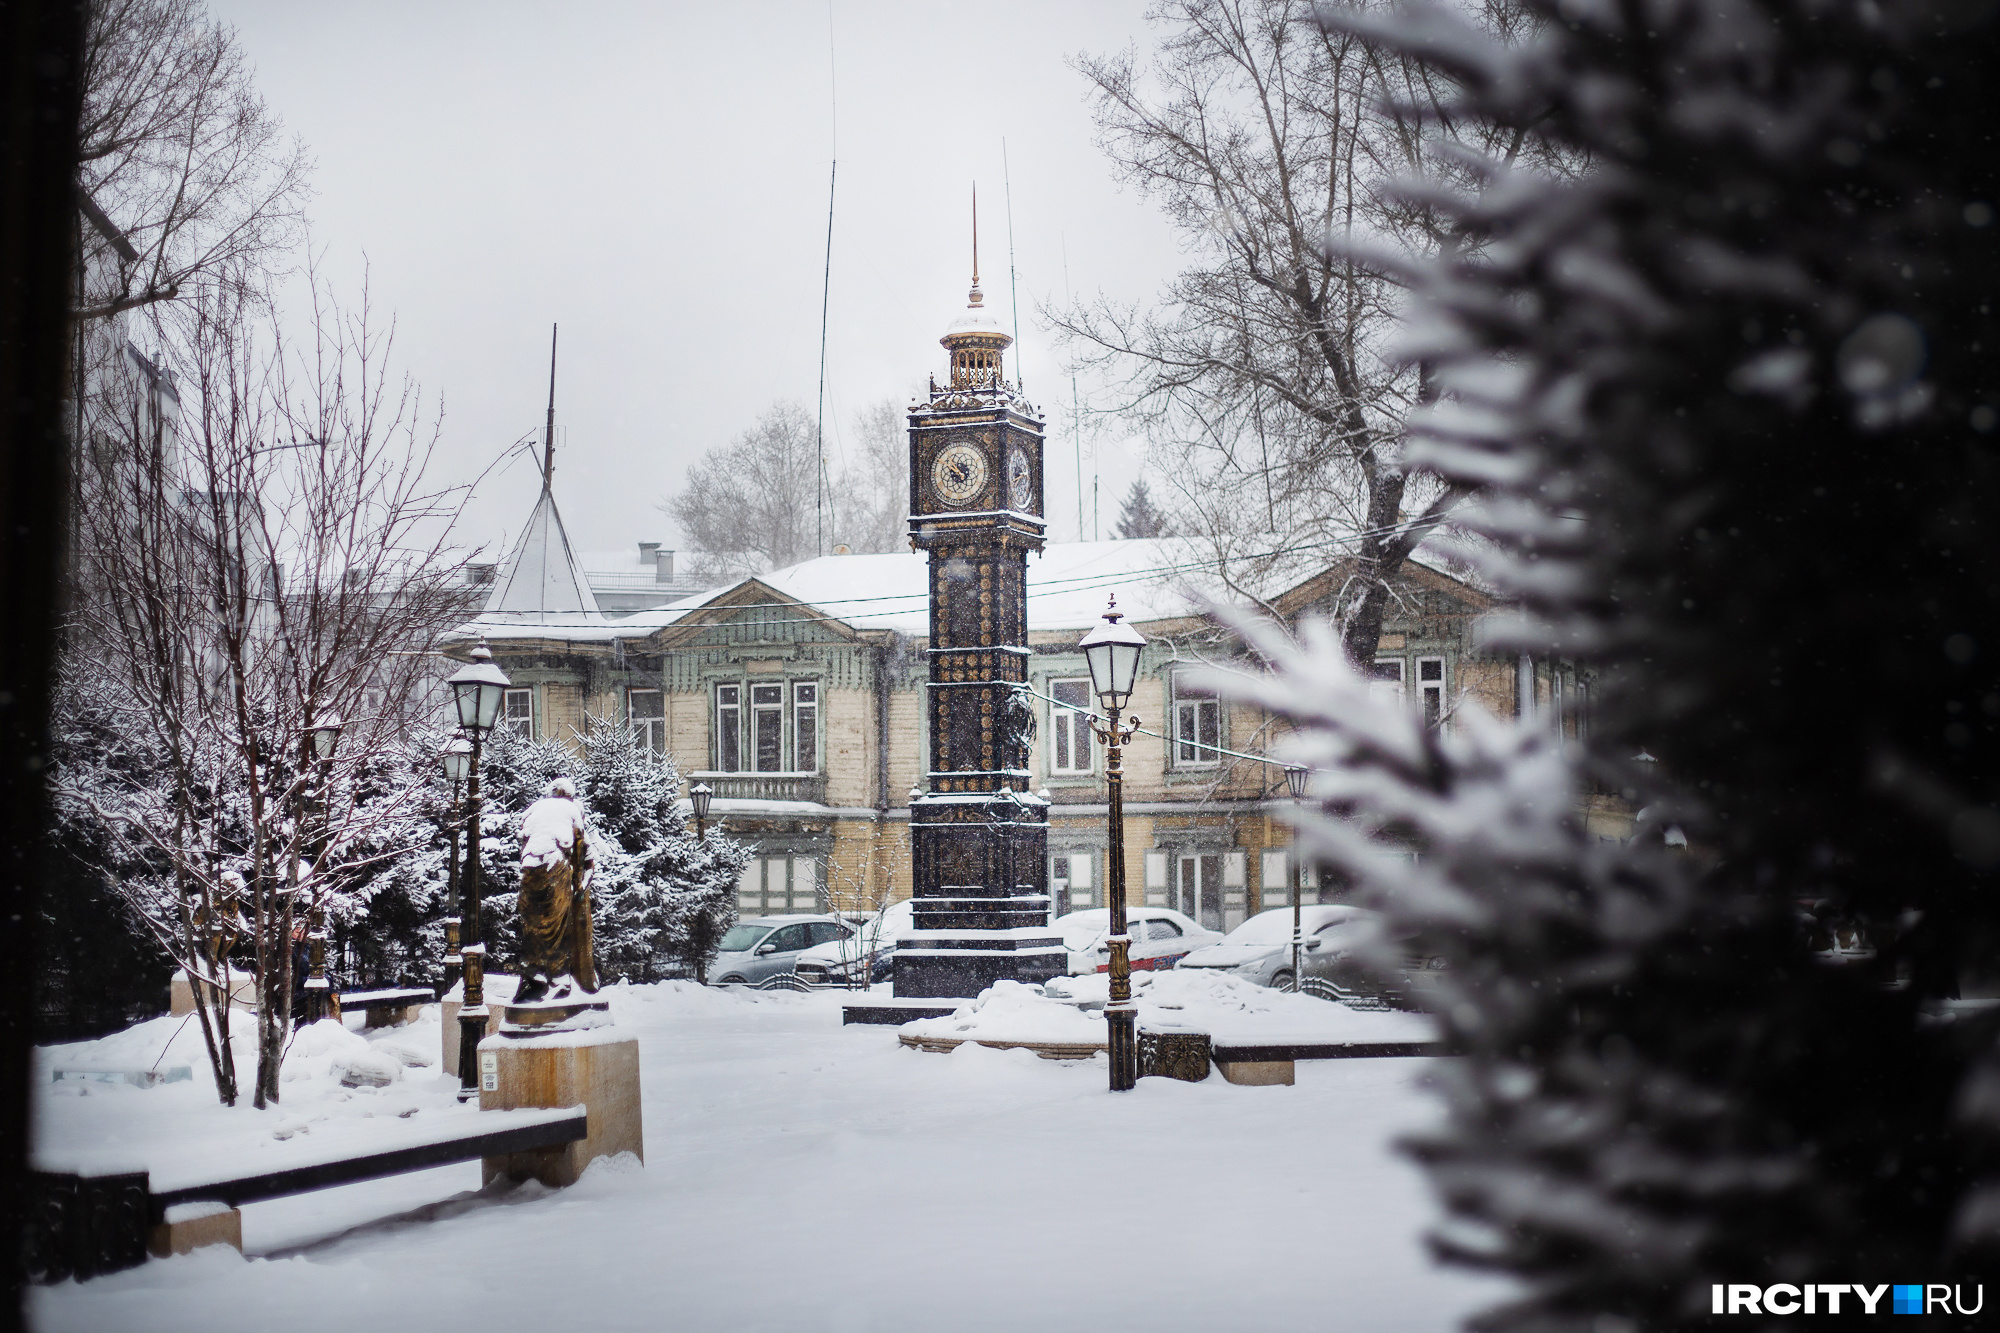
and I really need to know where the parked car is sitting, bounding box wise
[793,898,916,986]
[1053,907,1224,975]
[1174,905,1400,999]
[709,916,856,986]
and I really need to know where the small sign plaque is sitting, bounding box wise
[479,1050,498,1092]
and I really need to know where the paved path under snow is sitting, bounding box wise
[31,983,1507,1333]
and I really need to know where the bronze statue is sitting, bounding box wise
[514,777,597,1003]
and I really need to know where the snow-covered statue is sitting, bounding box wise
[515,777,598,1003]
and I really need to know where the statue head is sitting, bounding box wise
[548,776,577,800]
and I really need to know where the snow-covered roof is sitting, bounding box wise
[479,486,605,623]
[451,530,1483,649]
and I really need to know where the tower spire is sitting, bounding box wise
[969,183,982,307]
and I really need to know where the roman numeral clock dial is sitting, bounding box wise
[931,442,988,505]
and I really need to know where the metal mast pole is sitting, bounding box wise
[543,323,558,490]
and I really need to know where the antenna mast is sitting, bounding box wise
[1003,139,1021,390]
[542,323,558,490]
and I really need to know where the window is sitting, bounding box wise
[716,684,741,771]
[1052,850,1093,913]
[736,854,823,913]
[1173,680,1220,767]
[629,688,665,753]
[1417,657,1446,728]
[1369,658,1406,708]
[502,687,535,741]
[1174,853,1224,931]
[793,682,818,773]
[715,679,821,772]
[766,923,812,953]
[1049,678,1094,775]
[752,684,784,772]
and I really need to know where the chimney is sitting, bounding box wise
[656,548,675,583]
[638,541,659,565]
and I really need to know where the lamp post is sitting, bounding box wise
[301,713,343,1023]
[444,642,510,1099]
[439,736,472,996]
[689,781,712,843]
[1079,597,1146,1093]
[1284,765,1308,993]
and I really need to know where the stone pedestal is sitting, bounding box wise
[147,1202,241,1258]
[440,973,516,1076]
[478,1028,641,1188]
[1215,1058,1295,1086]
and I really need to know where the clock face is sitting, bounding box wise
[1008,446,1033,512]
[931,442,988,505]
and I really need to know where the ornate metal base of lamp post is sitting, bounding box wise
[1080,597,1147,1093]
[443,644,509,1101]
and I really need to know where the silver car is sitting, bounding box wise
[1174,905,1392,996]
[709,915,855,986]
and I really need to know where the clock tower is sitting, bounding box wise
[895,254,1064,998]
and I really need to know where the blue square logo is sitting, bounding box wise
[1894,1285,1925,1314]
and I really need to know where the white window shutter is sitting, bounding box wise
[1261,851,1288,890]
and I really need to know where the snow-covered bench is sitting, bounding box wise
[28,1105,588,1281]
[1208,1038,1443,1086]
[337,986,436,1029]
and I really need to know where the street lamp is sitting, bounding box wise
[689,781,712,842]
[439,736,473,996]
[1284,765,1308,993]
[444,642,510,1098]
[1078,597,1147,1093]
[300,713,343,1023]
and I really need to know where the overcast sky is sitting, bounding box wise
[207,0,1185,566]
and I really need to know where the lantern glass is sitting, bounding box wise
[309,715,343,760]
[1078,600,1147,713]
[1285,765,1308,801]
[689,781,713,822]
[441,737,472,784]
[444,643,511,735]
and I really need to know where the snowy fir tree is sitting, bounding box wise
[1217,0,2000,1327]
[1112,479,1173,539]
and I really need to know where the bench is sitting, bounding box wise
[1209,1039,1443,1086]
[28,1105,587,1281]
[337,986,437,1029]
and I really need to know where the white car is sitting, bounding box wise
[1051,907,1223,975]
[792,898,916,986]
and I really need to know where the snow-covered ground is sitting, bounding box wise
[31,982,1508,1333]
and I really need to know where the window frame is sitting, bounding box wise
[716,683,741,772]
[714,676,823,773]
[1170,676,1221,769]
[501,687,535,742]
[1416,656,1447,729]
[793,681,819,774]
[1048,676,1095,776]
[628,687,666,754]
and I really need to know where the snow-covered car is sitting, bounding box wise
[1053,907,1223,975]
[1174,905,1397,998]
[709,916,855,986]
[793,898,916,986]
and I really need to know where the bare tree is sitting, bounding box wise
[1051,0,1550,665]
[834,398,910,556]
[76,0,310,323]
[668,398,909,578]
[60,271,471,1106]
